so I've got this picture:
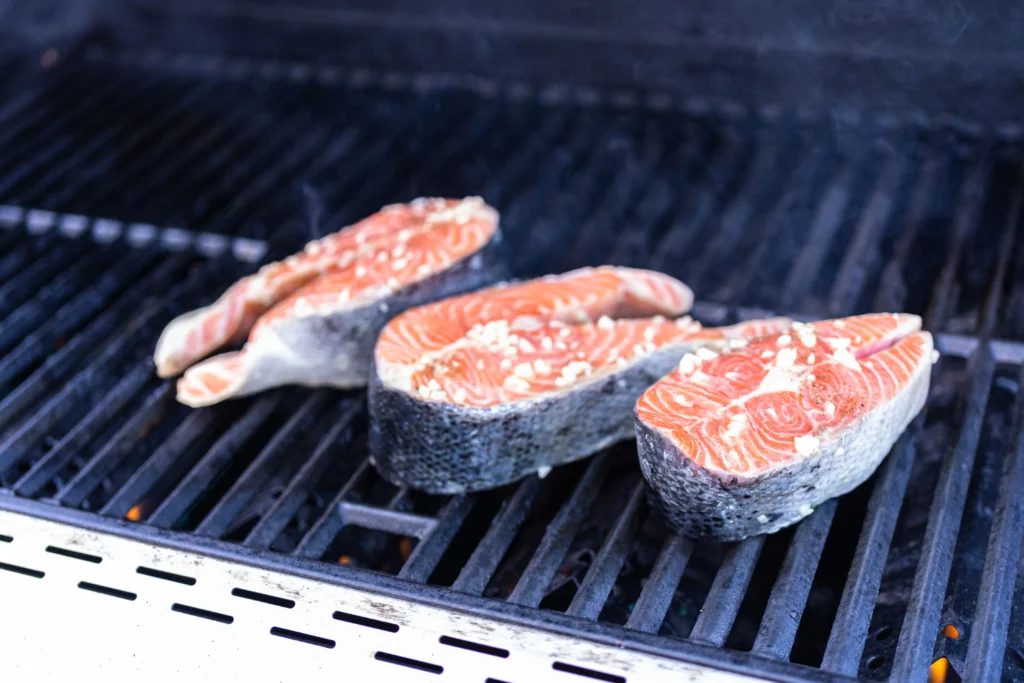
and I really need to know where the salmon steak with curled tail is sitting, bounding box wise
[635,313,937,542]
[369,265,791,494]
[155,197,504,407]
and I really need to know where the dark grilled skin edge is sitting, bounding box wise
[369,346,686,494]
[635,359,930,541]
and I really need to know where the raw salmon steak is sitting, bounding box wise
[635,313,936,541]
[370,266,790,493]
[165,197,504,407]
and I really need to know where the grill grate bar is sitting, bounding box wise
[0,255,99,353]
[118,105,261,221]
[496,111,602,271]
[195,392,331,538]
[0,274,197,473]
[923,145,993,331]
[780,160,859,311]
[642,120,721,272]
[318,99,479,237]
[523,117,649,273]
[820,424,919,673]
[337,502,437,539]
[566,481,646,621]
[10,363,153,496]
[688,537,766,647]
[0,234,48,282]
[625,534,694,634]
[30,85,219,209]
[206,129,357,236]
[0,69,113,163]
[563,123,667,271]
[187,116,335,232]
[0,81,169,203]
[228,123,371,240]
[963,363,1024,681]
[40,85,219,212]
[147,394,286,528]
[452,477,542,596]
[480,107,574,208]
[0,253,183,407]
[889,347,996,680]
[291,460,372,560]
[0,348,154,480]
[398,494,475,582]
[49,382,175,505]
[674,131,779,286]
[977,159,1024,340]
[241,403,362,549]
[751,499,838,659]
[0,241,80,320]
[873,147,945,312]
[0,65,84,138]
[714,139,830,304]
[98,408,231,519]
[508,453,613,608]
[826,149,908,316]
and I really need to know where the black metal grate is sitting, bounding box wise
[1,53,1024,682]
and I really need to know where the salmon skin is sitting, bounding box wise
[635,313,936,541]
[160,198,504,407]
[369,266,791,494]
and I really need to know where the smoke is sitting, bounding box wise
[301,183,325,240]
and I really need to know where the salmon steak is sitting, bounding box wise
[635,313,936,541]
[156,197,504,407]
[369,266,791,493]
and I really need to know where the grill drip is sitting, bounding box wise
[0,52,1023,682]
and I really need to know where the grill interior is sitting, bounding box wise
[1,47,1023,682]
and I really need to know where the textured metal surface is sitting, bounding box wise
[0,510,764,683]
[0,57,1022,682]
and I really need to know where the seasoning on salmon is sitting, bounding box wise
[166,197,504,407]
[369,266,791,494]
[635,313,935,541]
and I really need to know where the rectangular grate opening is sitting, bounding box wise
[45,545,102,563]
[171,603,234,624]
[269,626,335,649]
[77,581,137,601]
[373,651,443,675]
[136,566,196,585]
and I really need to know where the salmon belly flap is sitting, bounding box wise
[635,313,936,541]
[369,266,791,493]
[153,197,505,407]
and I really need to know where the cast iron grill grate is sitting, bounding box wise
[0,54,1023,681]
